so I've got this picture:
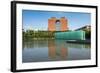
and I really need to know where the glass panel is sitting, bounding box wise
[55,30,85,40]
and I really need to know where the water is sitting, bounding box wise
[22,40,91,63]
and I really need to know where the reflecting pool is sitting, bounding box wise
[22,40,91,63]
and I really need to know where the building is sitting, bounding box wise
[75,25,91,31]
[48,17,68,31]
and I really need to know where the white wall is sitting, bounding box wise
[0,0,99,73]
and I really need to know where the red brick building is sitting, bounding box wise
[48,17,68,31]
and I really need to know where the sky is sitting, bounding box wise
[22,10,91,31]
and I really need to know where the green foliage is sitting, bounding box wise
[23,30,55,40]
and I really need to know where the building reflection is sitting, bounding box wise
[61,47,68,60]
[48,40,90,60]
[48,40,56,59]
[48,40,68,60]
[23,39,91,62]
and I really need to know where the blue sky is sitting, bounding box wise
[22,10,91,31]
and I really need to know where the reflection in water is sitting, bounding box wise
[61,47,68,60]
[48,40,68,60]
[22,40,91,63]
[23,40,48,49]
[48,40,56,59]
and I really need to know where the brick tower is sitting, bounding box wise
[48,17,68,31]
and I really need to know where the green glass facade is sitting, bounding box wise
[55,30,85,40]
